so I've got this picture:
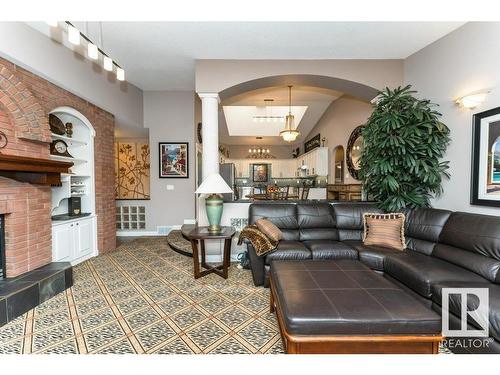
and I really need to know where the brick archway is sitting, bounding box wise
[0,65,51,144]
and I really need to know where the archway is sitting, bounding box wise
[219,74,379,102]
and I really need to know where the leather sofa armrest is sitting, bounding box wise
[246,242,266,286]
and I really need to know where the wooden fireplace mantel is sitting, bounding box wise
[0,154,73,185]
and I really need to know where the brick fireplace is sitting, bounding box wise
[0,57,116,279]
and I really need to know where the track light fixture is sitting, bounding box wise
[49,22,126,82]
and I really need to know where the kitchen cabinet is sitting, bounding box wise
[52,215,97,264]
[228,147,328,179]
[296,147,328,176]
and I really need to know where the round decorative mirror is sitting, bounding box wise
[346,125,365,180]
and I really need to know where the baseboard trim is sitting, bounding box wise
[117,225,182,237]
[116,231,164,237]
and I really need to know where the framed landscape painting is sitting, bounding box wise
[471,106,500,206]
[159,142,189,178]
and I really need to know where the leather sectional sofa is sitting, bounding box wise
[245,201,500,353]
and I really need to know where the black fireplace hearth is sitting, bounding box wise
[0,214,5,280]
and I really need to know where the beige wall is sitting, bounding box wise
[404,22,500,215]
[141,91,197,229]
[305,96,373,184]
[196,59,404,94]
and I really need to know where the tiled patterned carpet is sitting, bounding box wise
[0,237,283,354]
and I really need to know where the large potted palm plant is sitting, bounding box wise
[359,85,451,212]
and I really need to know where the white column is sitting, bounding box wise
[198,93,220,180]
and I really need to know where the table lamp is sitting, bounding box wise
[195,172,233,233]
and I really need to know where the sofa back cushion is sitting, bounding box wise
[297,203,338,241]
[434,212,500,283]
[403,208,451,255]
[249,203,299,241]
[333,203,382,241]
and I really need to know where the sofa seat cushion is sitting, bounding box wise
[302,240,358,260]
[265,241,311,265]
[344,240,403,271]
[384,252,488,298]
[431,282,500,341]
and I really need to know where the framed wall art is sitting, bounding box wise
[471,106,500,206]
[252,163,269,182]
[159,142,189,178]
[115,141,150,200]
[304,133,321,153]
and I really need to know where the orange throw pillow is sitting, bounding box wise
[255,218,283,242]
[363,213,406,250]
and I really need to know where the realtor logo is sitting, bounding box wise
[442,288,489,337]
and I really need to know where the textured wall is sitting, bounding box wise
[0,57,116,276]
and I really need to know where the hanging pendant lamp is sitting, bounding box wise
[280,85,300,142]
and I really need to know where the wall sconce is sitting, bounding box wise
[455,90,490,109]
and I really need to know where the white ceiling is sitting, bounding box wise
[223,106,308,136]
[219,86,342,145]
[28,22,464,90]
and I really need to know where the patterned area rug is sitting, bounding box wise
[166,230,193,257]
[0,237,282,354]
[0,237,451,354]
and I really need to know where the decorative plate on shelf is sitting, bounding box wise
[49,114,66,135]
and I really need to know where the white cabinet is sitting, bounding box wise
[75,218,93,258]
[228,148,328,179]
[296,147,328,176]
[52,216,96,264]
[52,223,73,262]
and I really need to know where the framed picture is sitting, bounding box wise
[304,133,321,153]
[471,106,500,206]
[159,142,189,178]
[115,141,150,199]
[252,163,268,182]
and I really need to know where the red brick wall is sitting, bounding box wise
[0,58,116,277]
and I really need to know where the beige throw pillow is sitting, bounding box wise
[255,218,283,242]
[363,213,406,251]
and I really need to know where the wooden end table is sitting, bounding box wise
[181,225,236,279]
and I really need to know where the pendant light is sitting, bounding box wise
[280,85,300,142]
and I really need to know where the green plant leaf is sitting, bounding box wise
[359,85,450,211]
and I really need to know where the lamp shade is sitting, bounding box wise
[195,172,233,194]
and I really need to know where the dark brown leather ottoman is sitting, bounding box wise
[270,260,442,354]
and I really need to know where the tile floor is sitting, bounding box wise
[0,237,283,354]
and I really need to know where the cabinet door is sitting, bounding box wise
[75,219,94,258]
[52,223,74,262]
[241,160,250,177]
[316,148,329,176]
[271,160,281,178]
